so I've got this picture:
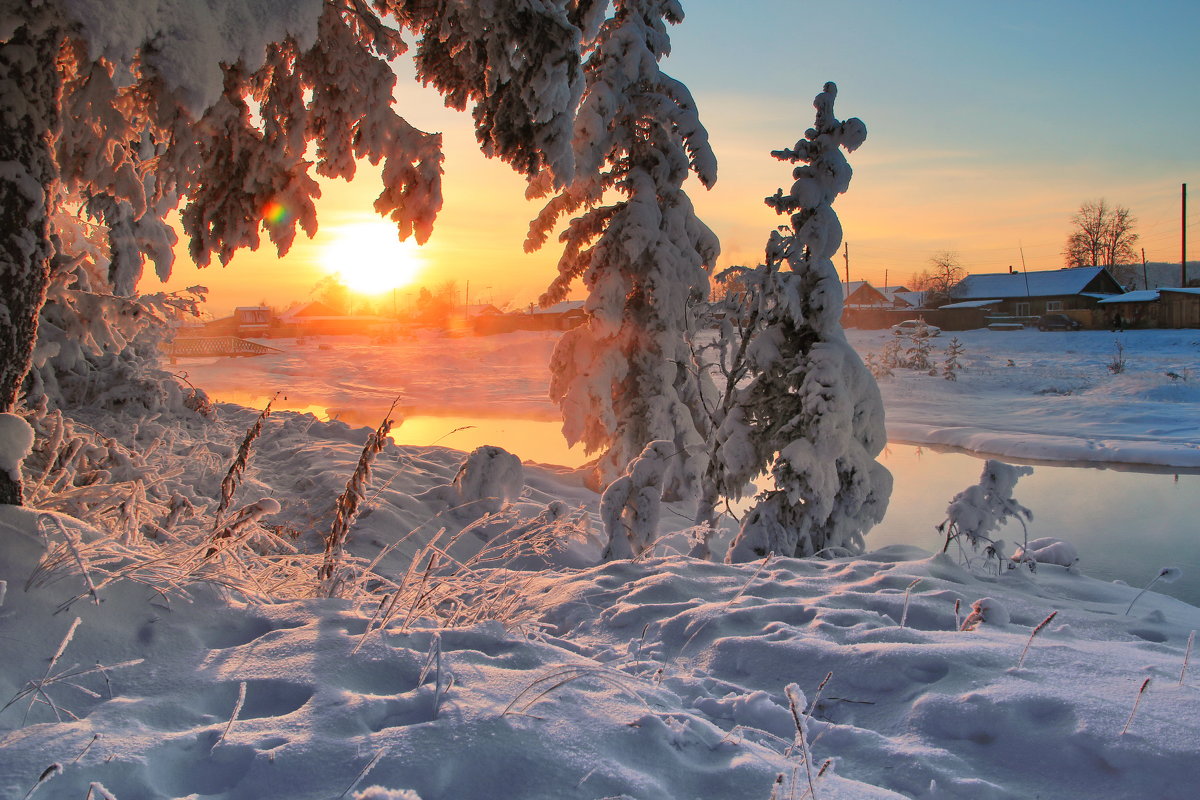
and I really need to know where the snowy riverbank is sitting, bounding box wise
[176,327,1200,471]
[3,328,1199,799]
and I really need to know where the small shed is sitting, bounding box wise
[1159,288,1200,328]
[1095,288,1200,328]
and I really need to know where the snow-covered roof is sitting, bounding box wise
[1160,287,1200,297]
[952,267,1116,300]
[531,300,586,315]
[280,301,339,320]
[939,299,1001,309]
[890,291,926,308]
[1097,291,1160,304]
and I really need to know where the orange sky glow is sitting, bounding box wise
[138,1,1199,317]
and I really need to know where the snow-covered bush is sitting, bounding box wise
[938,459,1034,567]
[715,83,891,561]
[1013,537,1079,569]
[529,0,719,500]
[864,352,893,380]
[1108,338,1127,374]
[942,337,966,381]
[905,325,935,372]
[419,446,524,521]
[24,211,209,417]
[0,413,35,496]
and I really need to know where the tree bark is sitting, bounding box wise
[0,16,62,505]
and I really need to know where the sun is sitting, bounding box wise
[321,221,425,295]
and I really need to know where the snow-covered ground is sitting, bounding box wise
[3,327,1199,799]
[854,327,1200,469]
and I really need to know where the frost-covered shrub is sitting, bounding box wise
[20,211,210,421]
[717,83,891,561]
[864,352,892,380]
[353,789,422,800]
[419,446,524,521]
[1107,338,1127,374]
[942,337,966,381]
[0,413,35,493]
[938,459,1034,566]
[905,327,934,372]
[1013,537,1078,569]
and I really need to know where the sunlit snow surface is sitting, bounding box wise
[3,327,1200,799]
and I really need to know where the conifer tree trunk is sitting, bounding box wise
[0,17,62,505]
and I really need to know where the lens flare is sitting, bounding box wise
[262,200,293,226]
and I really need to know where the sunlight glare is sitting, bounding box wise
[322,221,425,295]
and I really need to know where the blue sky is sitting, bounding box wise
[145,1,1200,311]
[665,0,1200,284]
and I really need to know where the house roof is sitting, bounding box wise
[952,267,1118,300]
[939,299,1001,309]
[844,282,889,306]
[530,300,586,315]
[1097,288,1200,305]
[891,291,926,308]
[1097,291,1160,304]
[281,301,339,319]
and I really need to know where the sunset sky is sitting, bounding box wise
[139,0,1200,316]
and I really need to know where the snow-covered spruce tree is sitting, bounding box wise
[599,439,672,559]
[0,0,593,504]
[527,0,719,501]
[723,83,892,561]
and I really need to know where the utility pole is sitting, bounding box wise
[843,242,849,288]
[1019,243,1032,306]
[1183,183,1189,288]
[1141,247,1148,290]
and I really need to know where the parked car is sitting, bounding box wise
[890,319,941,337]
[1036,314,1081,331]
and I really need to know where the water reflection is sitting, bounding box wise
[209,392,1198,606]
[209,393,588,467]
[873,444,1200,606]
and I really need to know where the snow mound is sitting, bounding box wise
[0,413,34,482]
[3,500,1198,799]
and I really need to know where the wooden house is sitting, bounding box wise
[949,267,1122,318]
[842,281,890,308]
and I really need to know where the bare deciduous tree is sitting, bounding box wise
[909,251,966,306]
[1063,199,1138,274]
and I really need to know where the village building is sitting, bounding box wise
[842,281,890,308]
[949,266,1123,319]
[1097,287,1200,328]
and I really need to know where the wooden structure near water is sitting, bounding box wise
[164,337,282,362]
